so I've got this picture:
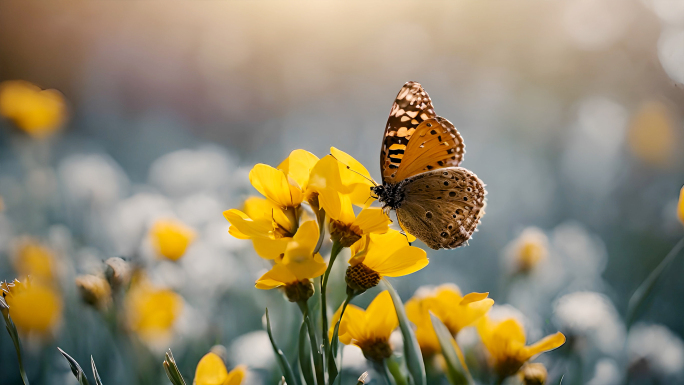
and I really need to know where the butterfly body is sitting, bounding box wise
[376,81,486,250]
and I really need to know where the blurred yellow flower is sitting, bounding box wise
[477,315,565,378]
[12,238,56,283]
[149,219,196,261]
[1,278,62,335]
[628,101,678,167]
[678,186,684,226]
[125,275,183,343]
[319,187,390,247]
[0,80,67,138]
[406,284,493,356]
[224,196,296,260]
[519,362,548,385]
[255,221,327,300]
[309,147,376,207]
[506,228,548,274]
[345,230,428,294]
[194,352,246,385]
[75,274,112,309]
[329,290,398,362]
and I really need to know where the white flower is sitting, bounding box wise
[58,154,129,208]
[628,323,684,378]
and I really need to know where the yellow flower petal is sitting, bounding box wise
[353,208,390,235]
[523,332,566,359]
[225,365,247,385]
[364,291,398,341]
[309,150,375,207]
[249,164,303,208]
[223,209,272,239]
[460,292,489,305]
[255,263,297,289]
[4,280,62,334]
[195,352,229,385]
[318,187,355,224]
[252,237,290,260]
[370,247,429,277]
[149,219,196,261]
[278,149,319,191]
[678,186,684,226]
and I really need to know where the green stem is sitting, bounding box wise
[329,291,355,360]
[3,314,30,385]
[321,241,343,355]
[298,301,325,385]
[385,357,408,385]
[378,360,396,385]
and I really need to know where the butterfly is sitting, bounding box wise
[371,81,486,250]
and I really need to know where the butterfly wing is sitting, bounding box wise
[381,82,465,184]
[381,81,437,184]
[396,167,486,250]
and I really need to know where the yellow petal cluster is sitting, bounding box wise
[1,278,63,335]
[194,352,246,385]
[329,291,398,361]
[678,186,684,226]
[0,80,67,138]
[12,238,57,283]
[506,228,548,274]
[346,230,428,293]
[125,274,183,343]
[477,315,565,378]
[149,218,196,261]
[406,284,493,356]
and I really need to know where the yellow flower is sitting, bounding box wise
[125,274,183,343]
[628,101,677,167]
[194,352,246,385]
[329,290,398,362]
[13,238,56,283]
[1,278,62,335]
[678,186,684,226]
[505,228,548,274]
[319,186,390,247]
[149,219,196,261]
[345,230,428,294]
[224,196,296,260]
[75,274,112,309]
[277,149,320,204]
[309,147,376,207]
[255,221,327,301]
[477,315,565,378]
[0,80,67,138]
[406,284,493,356]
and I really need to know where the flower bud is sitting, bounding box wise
[76,275,111,309]
[283,279,314,303]
[520,363,547,385]
[105,257,131,290]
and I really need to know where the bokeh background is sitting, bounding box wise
[1,1,684,384]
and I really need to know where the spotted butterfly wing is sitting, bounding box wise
[396,168,486,249]
[381,82,465,184]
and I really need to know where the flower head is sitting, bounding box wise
[255,221,327,301]
[125,274,183,344]
[406,284,494,356]
[13,238,57,283]
[76,274,112,309]
[194,352,246,385]
[1,277,63,335]
[149,218,196,261]
[504,228,548,274]
[308,147,376,207]
[329,291,398,362]
[345,230,428,294]
[319,187,390,247]
[0,80,67,138]
[519,363,548,385]
[477,315,565,378]
[678,186,684,226]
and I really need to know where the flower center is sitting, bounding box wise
[358,338,393,362]
[283,279,314,303]
[330,220,362,248]
[345,263,380,294]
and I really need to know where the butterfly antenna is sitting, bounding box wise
[328,153,379,187]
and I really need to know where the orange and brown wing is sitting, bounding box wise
[392,117,465,182]
[381,81,437,184]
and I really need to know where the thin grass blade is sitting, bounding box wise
[265,308,300,385]
[429,313,469,385]
[382,279,426,385]
[58,348,90,385]
[298,321,316,385]
[91,356,103,385]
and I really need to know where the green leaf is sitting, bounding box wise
[58,348,91,385]
[429,313,469,385]
[382,279,426,385]
[265,308,300,385]
[298,321,316,385]
[163,349,187,385]
[91,357,103,385]
[627,237,684,328]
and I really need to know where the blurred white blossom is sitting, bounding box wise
[553,291,625,356]
[58,153,129,209]
[628,323,684,378]
[229,331,274,370]
[106,192,173,256]
[586,358,622,385]
[658,28,684,85]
